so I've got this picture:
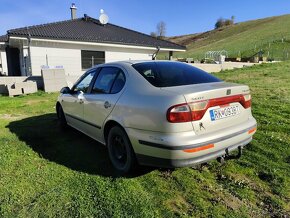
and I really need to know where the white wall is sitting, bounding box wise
[29,41,154,77]
[0,51,8,75]
[188,62,259,73]
[30,47,81,76]
[106,51,151,62]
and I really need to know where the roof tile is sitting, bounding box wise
[7,17,185,50]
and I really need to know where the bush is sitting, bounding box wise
[215,17,234,29]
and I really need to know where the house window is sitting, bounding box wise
[81,50,105,70]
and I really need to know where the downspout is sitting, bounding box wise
[0,49,2,75]
[152,46,160,60]
[26,27,32,76]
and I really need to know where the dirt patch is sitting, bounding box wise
[0,114,27,120]
[221,193,244,210]
[166,195,192,215]
[25,99,49,105]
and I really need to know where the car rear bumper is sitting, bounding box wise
[126,117,257,168]
[136,137,251,168]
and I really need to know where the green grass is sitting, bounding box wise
[0,62,290,217]
[167,14,290,61]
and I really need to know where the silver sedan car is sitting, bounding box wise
[56,61,257,173]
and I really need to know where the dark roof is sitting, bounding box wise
[7,16,185,50]
[0,35,8,42]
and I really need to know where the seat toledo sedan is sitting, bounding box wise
[56,61,257,173]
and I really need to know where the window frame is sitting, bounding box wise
[89,66,126,95]
[71,68,100,94]
[81,50,105,70]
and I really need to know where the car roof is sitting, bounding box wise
[91,60,182,70]
[105,60,174,65]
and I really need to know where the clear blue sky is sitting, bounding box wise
[1,0,290,36]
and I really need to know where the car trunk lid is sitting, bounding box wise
[162,82,251,135]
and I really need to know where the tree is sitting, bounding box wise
[150,32,157,38]
[215,16,235,29]
[215,18,224,29]
[224,19,232,26]
[156,21,166,38]
[231,15,235,24]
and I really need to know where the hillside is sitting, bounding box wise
[167,14,290,61]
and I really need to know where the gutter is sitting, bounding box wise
[9,36,186,52]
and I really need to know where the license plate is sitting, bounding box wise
[209,105,240,121]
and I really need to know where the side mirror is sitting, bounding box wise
[60,86,71,94]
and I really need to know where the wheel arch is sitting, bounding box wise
[103,120,126,145]
[56,101,61,117]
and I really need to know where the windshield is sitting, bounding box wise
[132,62,221,87]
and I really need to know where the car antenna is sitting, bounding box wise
[152,46,160,60]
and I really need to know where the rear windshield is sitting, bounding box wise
[132,62,221,87]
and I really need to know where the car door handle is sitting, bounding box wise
[104,101,111,108]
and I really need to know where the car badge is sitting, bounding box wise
[199,122,205,130]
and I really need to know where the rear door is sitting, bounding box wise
[83,67,126,141]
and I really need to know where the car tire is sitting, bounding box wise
[57,104,67,128]
[107,126,136,174]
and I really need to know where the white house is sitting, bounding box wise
[0,5,185,83]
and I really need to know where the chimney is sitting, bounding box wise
[70,3,77,19]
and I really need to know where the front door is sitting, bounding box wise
[6,46,21,76]
[83,67,126,142]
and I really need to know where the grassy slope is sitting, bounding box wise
[167,14,290,60]
[0,62,289,217]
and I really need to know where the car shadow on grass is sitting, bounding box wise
[7,113,153,178]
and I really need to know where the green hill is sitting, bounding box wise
[167,14,290,61]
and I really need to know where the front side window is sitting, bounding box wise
[74,71,95,93]
[81,50,105,70]
[92,67,125,94]
[132,62,221,87]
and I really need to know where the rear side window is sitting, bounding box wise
[91,67,125,94]
[132,62,221,87]
[111,72,125,94]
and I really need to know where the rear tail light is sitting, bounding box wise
[189,100,209,121]
[167,94,252,123]
[242,94,252,108]
[167,103,192,123]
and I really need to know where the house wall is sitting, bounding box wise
[28,40,153,80]
[0,50,8,76]
[106,51,151,62]
[30,46,81,76]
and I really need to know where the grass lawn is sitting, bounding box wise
[0,62,289,217]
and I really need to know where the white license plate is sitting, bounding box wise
[210,105,240,121]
